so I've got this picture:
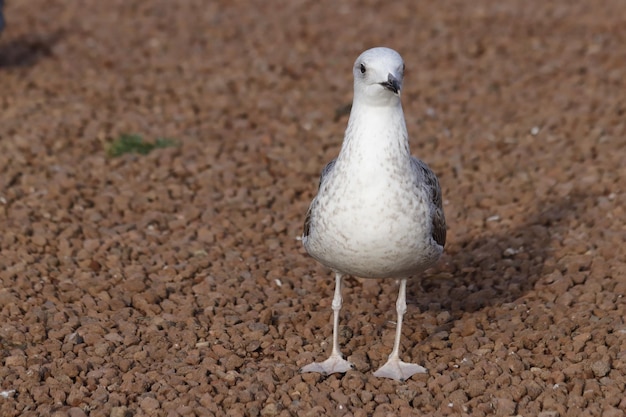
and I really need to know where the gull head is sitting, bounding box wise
[352,47,405,106]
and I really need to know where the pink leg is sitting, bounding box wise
[301,272,353,375]
[373,279,427,381]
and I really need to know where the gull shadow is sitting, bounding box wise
[408,190,593,315]
[0,30,64,68]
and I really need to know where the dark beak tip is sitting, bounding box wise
[382,74,401,94]
[381,80,400,94]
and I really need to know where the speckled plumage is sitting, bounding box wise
[301,47,446,381]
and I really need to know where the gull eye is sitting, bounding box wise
[360,63,366,74]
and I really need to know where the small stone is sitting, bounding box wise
[360,390,374,403]
[466,379,487,398]
[591,359,611,378]
[32,235,47,246]
[494,397,516,416]
[602,407,624,417]
[436,310,451,325]
[260,403,278,417]
[68,407,87,417]
[220,353,245,370]
[4,355,26,367]
[140,396,160,412]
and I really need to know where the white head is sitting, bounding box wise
[352,47,405,106]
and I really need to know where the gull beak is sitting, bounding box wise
[380,73,401,94]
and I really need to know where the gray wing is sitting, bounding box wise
[411,157,446,247]
[303,158,337,239]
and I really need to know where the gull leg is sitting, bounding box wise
[301,272,353,375]
[373,278,427,381]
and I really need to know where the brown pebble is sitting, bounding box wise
[494,397,516,416]
[260,403,278,417]
[4,355,26,367]
[140,396,160,412]
[32,235,47,246]
[591,359,611,378]
[68,407,88,417]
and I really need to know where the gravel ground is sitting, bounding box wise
[1,1,626,416]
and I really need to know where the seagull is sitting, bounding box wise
[301,47,446,381]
